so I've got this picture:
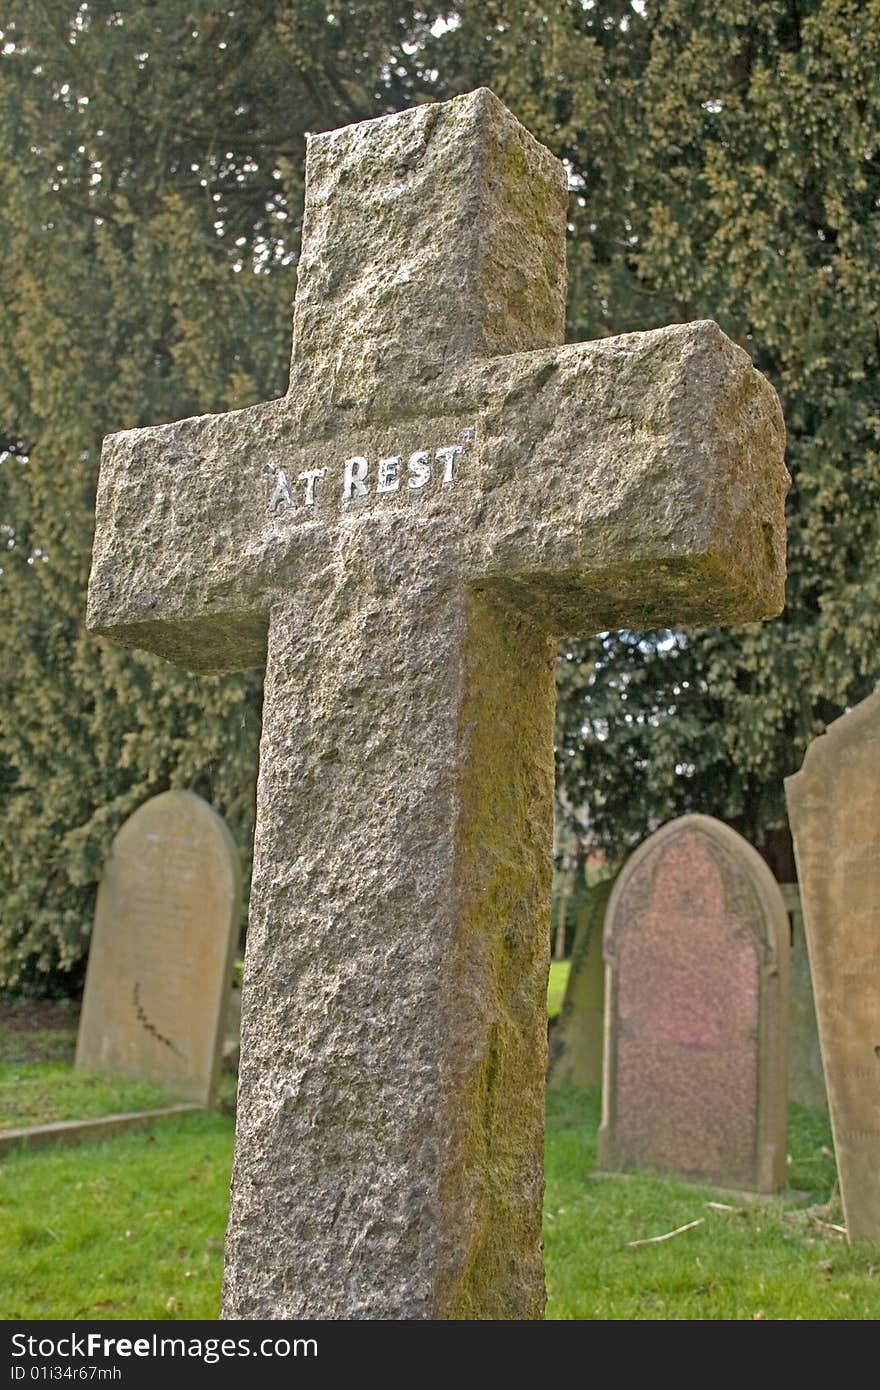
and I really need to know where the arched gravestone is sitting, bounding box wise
[779,883,827,1112]
[599,815,789,1191]
[75,790,241,1105]
[548,877,615,1091]
[786,692,880,1241]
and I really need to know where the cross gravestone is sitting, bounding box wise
[599,815,790,1192]
[86,90,788,1318]
[786,693,880,1240]
[75,789,241,1106]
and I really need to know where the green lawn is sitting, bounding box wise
[547,959,571,1019]
[1,1087,877,1320]
[0,1062,177,1130]
[543,1090,878,1319]
[0,1112,231,1320]
[0,1010,175,1129]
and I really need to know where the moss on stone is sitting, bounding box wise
[438,592,555,1319]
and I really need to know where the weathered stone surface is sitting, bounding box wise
[75,790,241,1106]
[86,90,788,1319]
[548,878,614,1091]
[786,693,880,1240]
[780,883,827,1112]
[599,815,790,1191]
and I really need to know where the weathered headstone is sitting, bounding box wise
[780,883,827,1112]
[599,815,790,1191]
[548,877,614,1091]
[86,90,788,1318]
[786,693,880,1240]
[223,980,242,1074]
[75,790,241,1106]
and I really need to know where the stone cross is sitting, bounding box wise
[87,89,788,1319]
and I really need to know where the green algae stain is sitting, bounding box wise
[437,592,556,1318]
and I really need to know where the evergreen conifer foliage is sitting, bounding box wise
[2,2,878,988]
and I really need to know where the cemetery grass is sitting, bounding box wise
[2,1087,878,1320]
[0,1000,174,1128]
[0,1113,232,1320]
[544,1089,880,1320]
[547,960,571,1019]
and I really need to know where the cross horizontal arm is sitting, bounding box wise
[87,320,786,671]
[464,318,788,632]
[86,397,290,672]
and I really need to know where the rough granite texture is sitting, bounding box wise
[75,790,240,1106]
[548,878,614,1092]
[786,693,880,1241]
[86,89,789,1318]
[599,815,790,1192]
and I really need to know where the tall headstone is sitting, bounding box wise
[599,815,790,1191]
[86,90,788,1318]
[780,883,827,1112]
[786,693,880,1240]
[548,877,614,1091]
[75,790,241,1106]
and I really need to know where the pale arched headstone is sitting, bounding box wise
[548,877,614,1091]
[599,814,789,1192]
[75,790,241,1105]
[786,692,880,1240]
[779,883,827,1112]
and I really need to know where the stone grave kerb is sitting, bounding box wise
[87,89,789,1319]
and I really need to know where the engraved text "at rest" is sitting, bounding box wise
[267,436,472,515]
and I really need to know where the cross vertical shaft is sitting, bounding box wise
[224,584,556,1316]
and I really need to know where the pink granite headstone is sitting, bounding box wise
[598,814,789,1191]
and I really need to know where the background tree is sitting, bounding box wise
[0,1,444,992]
[433,0,880,877]
[3,1,877,992]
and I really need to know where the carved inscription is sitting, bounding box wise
[267,429,474,515]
